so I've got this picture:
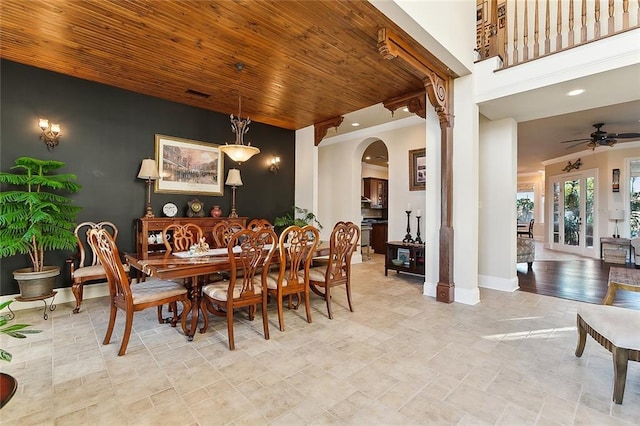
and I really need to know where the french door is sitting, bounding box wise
[549,170,598,257]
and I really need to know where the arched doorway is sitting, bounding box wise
[361,139,389,258]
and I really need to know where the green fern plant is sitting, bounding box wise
[0,157,81,272]
[0,300,41,362]
[274,206,323,232]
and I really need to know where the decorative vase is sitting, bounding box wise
[210,205,222,218]
[13,265,59,299]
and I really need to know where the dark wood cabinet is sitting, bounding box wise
[370,222,388,254]
[385,241,425,276]
[363,177,388,208]
[136,216,247,257]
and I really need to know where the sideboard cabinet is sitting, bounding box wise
[136,217,247,257]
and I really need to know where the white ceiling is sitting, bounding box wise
[335,64,640,174]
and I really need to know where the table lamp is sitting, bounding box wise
[137,159,160,218]
[610,209,624,238]
[225,168,243,218]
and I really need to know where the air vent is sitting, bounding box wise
[185,89,210,98]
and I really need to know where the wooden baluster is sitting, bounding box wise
[568,0,575,47]
[523,0,529,61]
[609,0,616,33]
[580,0,587,43]
[534,0,540,58]
[513,0,519,64]
[621,0,629,29]
[594,0,601,38]
[545,0,551,54]
[556,0,563,50]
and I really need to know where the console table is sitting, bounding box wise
[136,217,247,257]
[600,237,631,264]
[385,241,425,276]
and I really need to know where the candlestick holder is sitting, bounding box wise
[402,210,414,243]
[414,215,423,244]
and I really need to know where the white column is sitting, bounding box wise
[294,126,317,215]
[478,117,519,292]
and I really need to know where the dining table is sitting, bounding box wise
[125,243,330,341]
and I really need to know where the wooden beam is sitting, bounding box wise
[379,27,456,303]
[383,90,427,119]
[314,116,344,146]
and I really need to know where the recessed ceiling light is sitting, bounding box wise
[567,89,585,96]
[365,156,371,160]
[402,107,409,112]
[352,122,360,127]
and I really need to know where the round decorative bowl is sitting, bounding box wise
[391,259,404,266]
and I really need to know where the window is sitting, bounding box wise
[517,183,534,224]
[629,160,640,237]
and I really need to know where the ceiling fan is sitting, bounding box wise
[561,123,640,149]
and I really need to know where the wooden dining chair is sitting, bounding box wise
[88,228,191,356]
[212,220,246,248]
[162,223,204,253]
[199,227,277,350]
[308,221,360,319]
[247,218,274,231]
[265,225,319,331]
[67,221,129,314]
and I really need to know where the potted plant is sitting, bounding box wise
[0,157,81,298]
[0,300,41,408]
[274,206,323,233]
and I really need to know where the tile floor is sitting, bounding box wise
[1,254,639,425]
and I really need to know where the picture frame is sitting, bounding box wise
[396,248,410,264]
[409,148,426,191]
[612,168,620,192]
[155,134,224,196]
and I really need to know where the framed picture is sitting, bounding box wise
[612,168,620,192]
[397,248,410,264]
[155,134,224,195]
[409,148,426,191]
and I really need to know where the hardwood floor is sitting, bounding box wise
[517,259,640,310]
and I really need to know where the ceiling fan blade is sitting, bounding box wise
[564,140,590,149]
[560,138,591,144]
[610,132,640,139]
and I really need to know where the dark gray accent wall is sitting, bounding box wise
[0,60,295,295]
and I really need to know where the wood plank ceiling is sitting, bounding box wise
[0,0,451,131]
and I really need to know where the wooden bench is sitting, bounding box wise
[575,304,640,404]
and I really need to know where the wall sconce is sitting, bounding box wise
[39,118,61,151]
[269,156,280,174]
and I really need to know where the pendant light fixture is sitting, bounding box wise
[219,62,260,164]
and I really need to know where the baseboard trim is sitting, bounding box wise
[478,274,519,292]
[423,281,480,305]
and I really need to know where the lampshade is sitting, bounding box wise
[219,144,260,163]
[610,210,624,220]
[225,168,243,187]
[137,159,160,180]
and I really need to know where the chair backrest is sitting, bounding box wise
[162,223,203,253]
[228,228,277,298]
[528,218,535,233]
[74,221,119,268]
[323,221,360,284]
[212,220,246,248]
[88,228,131,299]
[247,218,274,231]
[277,225,320,285]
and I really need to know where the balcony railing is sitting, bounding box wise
[477,0,640,67]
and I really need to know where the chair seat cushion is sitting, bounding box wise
[202,279,262,301]
[578,304,640,351]
[265,270,304,289]
[307,266,327,282]
[131,279,188,304]
[73,263,129,278]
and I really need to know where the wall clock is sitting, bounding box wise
[162,202,178,217]
[187,198,205,217]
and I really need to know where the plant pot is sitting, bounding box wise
[13,266,59,299]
